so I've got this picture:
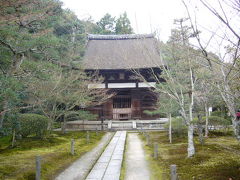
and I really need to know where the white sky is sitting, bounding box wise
[61,0,188,42]
[61,0,238,56]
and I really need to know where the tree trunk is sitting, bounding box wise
[219,87,240,140]
[197,114,204,145]
[61,114,66,134]
[233,117,240,140]
[11,128,16,148]
[218,68,240,140]
[187,124,195,157]
[188,66,195,157]
[229,112,240,140]
[72,26,77,42]
[47,120,51,131]
[169,113,172,143]
[10,53,24,74]
[204,104,209,137]
[0,100,8,129]
[47,116,54,131]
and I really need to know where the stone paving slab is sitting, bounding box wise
[98,156,111,163]
[55,132,114,180]
[92,162,108,170]
[86,131,126,180]
[108,159,121,166]
[101,174,119,180]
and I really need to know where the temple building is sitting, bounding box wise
[82,34,163,120]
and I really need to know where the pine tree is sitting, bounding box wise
[115,12,133,34]
[96,13,115,34]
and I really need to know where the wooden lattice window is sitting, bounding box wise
[113,97,131,108]
[119,73,125,80]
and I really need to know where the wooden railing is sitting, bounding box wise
[64,119,168,131]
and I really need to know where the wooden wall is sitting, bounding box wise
[87,88,159,120]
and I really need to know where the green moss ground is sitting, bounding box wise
[0,131,105,180]
[140,131,240,180]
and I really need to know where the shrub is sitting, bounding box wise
[208,116,231,126]
[209,130,234,136]
[211,111,227,117]
[65,110,98,121]
[19,113,49,138]
[211,111,231,121]
[193,116,231,126]
[164,117,187,137]
[1,113,20,137]
[78,110,98,121]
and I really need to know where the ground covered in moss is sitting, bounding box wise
[0,131,105,180]
[140,131,240,180]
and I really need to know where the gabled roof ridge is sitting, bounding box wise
[88,33,155,40]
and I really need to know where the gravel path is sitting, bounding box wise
[55,132,114,180]
[125,133,150,180]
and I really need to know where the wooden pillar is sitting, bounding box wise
[103,99,113,119]
[131,89,141,119]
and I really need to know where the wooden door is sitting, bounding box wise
[112,97,131,120]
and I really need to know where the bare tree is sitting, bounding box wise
[153,19,204,157]
[27,67,112,131]
[182,0,240,140]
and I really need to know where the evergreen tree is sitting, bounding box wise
[115,12,133,34]
[0,0,108,133]
[0,0,62,128]
[96,13,115,34]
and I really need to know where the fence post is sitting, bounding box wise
[71,139,75,155]
[146,134,150,146]
[169,113,172,144]
[96,128,98,135]
[86,131,90,144]
[36,155,41,180]
[170,164,177,180]
[154,143,158,159]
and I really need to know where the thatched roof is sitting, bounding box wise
[82,34,163,70]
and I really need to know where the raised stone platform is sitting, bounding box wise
[86,131,126,180]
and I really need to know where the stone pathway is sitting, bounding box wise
[86,131,126,180]
[55,132,114,180]
[125,133,150,180]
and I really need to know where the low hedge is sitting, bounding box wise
[211,111,228,118]
[19,113,49,138]
[193,116,231,126]
[164,117,187,137]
